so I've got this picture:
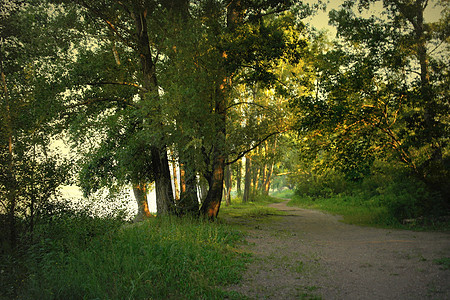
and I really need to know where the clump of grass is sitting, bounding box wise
[20,214,248,299]
[288,192,450,230]
[222,202,281,218]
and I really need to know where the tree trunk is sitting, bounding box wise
[236,158,242,196]
[224,163,232,206]
[264,162,274,195]
[200,89,226,217]
[198,178,209,203]
[259,163,265,193]
[180,163,186,194]
[2,67,17,249]
[243,156,251,202]
[171,151,180,201]
[396,0,441,165]
[179,161,199,214]
[132,5,175,215]
[201,153,225,218]
[252,160,259,196]
[200,0,243,218]
[414,3,441,162]
[263,138,276,195]
[151,148,175,215]
[133,181,152,221]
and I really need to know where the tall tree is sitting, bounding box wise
[56,0,182,217]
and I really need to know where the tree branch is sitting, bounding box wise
[226,101,276,113]
[79,0,137,51]
[86,81,147,92]
[226,130,284,165]
[64,96,138,111]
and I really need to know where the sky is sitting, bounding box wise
[304,0,445,38]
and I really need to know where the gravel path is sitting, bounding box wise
[227,201,450,299]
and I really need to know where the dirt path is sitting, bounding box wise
[227,201,450,299]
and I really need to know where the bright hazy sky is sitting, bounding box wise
[304,0,445,38]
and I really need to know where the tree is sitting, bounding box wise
[160,1,310,217]
[289,0,449,212]
[56,0,183,217]
[0,0,71,248]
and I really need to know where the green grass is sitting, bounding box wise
[287,194,401,228]
[11,215,248,299]
[287,194,450,230]
[3,195,290,299]
[270,189,295,199]
[221,194,285,219]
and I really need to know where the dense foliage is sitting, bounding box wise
[287,0,449,221]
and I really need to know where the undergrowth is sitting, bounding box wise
[2,206,249,299]
[288,179,449,231]
[288,162,449,230]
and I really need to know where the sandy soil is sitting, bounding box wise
[226,201,450,299]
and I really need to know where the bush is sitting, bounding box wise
[294,169,351,198]
[290,160,449,227]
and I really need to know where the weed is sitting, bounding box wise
[296,286,322,300]
[293,260,305,273]
[433,257,450,270]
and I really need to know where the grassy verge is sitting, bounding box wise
[3,212,249,299]
[220,194,285,220]
[270,189,295,199]
[287,194,450,230]
[287,194,394,227]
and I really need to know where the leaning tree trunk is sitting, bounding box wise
[200,86,227,218]
[151,147,175,215]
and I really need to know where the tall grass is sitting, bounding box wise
[6,208,248,299]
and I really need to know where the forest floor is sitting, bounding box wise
[224,200,450,299]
